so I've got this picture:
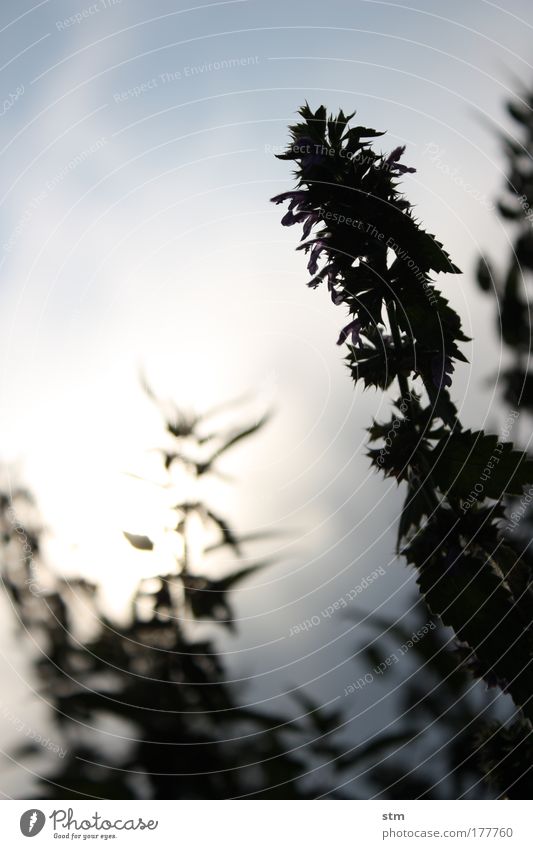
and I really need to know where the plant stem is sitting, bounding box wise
[386,297,441,514]
[386,297,411,406]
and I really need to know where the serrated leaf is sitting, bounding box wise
[418,551,533,721]
[430,429,533,499]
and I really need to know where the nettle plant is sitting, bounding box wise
[272,105,533,739]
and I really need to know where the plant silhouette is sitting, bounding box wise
[272,104,533,797]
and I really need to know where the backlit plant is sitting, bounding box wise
[272,105,533,794]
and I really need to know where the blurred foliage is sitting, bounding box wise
[475,88,533,438]
[351,604,513,799]
[472,85,533,795]
[1,390,411,799]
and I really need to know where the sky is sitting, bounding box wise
[0,0,532,796]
